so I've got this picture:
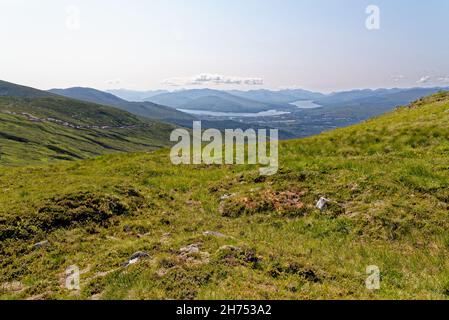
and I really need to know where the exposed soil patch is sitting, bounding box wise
[219,188,307,218]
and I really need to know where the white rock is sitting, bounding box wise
[127,258,140,265]
[180,244,200,254]
[220,193,235,200]
[316,197,330,211]
[33,240,49,249]
[122,251,150,267]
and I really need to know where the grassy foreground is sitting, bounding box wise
[1,92,449,299]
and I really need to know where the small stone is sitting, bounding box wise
[1,281,25,293]
[180,244,200,254]
[179,244,210,265]
[203,231,227,238]
[90,293,102,300]
[33,240,49,249]
[122,251,150,267]
[137,232,151,238]
[127,258,139,265]
[129,251,150,260]
[220,193,235,200]
[316,197,330,211]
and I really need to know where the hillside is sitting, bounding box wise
[107,89,169,102]
[0,81,177,165]
[0,80,55,99]
[49,87,196,126]
[227,89,325,104]
[146,89,278,112]
[1,92,449,299]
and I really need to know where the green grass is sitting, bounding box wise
[0,96,177,165]
[1,92,449,299]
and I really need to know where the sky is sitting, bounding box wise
[1,0,449,93]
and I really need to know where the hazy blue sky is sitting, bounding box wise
[1,0,448,92]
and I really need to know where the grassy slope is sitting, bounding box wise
[1,93,449,299]
[0,97,176,165]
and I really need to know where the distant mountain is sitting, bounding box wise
[178,95,268,113]
[0,80,177,165]
[107,89,168,102]
[49,87,196,126]
[315,87,449,107]
[227,89,325,104]
[146,89,278,112]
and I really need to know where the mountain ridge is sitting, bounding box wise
[49,87,196,126]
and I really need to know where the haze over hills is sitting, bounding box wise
[138,86,449,139]
[107,89,169,102]
[227,89,325,104]
[314,87,449,107]
[49,87,196,127]
[48,86,294,136]
[145,88,280,112]
[2,79,447,166]
[122,86,449,115]
[0,80,176,165]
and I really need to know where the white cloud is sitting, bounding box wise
[416,75,431,84]
[392,75,405,82]
[161,77,185,87]
[162,73,263,86]
[437,76,449,83]
[415,75,449,85]
[106,78,122,86]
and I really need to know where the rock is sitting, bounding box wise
[122,251,150,267]
[220,193,235,200]
[127,258,139,265]
[90,293,102,300]
[180,244,200,254]
[1,281,25,293]
[137,232,151,238]
[129,251,150,260]
[33,240,49,249]
[179,244,210,265]
[316,197,330,211]
[203,231,227,238]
